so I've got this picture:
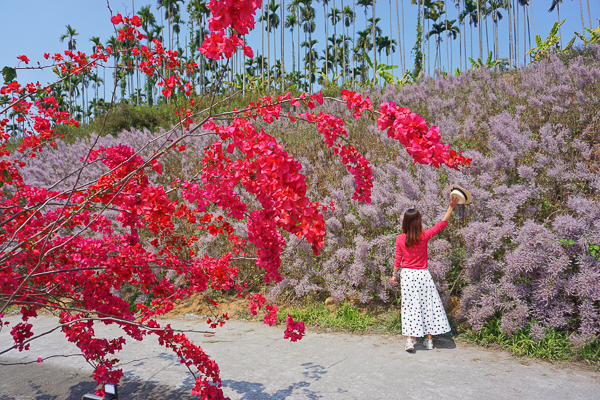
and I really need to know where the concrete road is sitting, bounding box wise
[1,314,599,400]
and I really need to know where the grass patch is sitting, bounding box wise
[275,302,404,334]
[461,318,600,367]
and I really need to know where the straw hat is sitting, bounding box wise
[449,184,472,205]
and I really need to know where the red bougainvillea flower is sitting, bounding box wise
[200,31,252,60]
[284,315,305,342]
[110,13,123,25]
[207,0,263,35]
[376,101,471,169]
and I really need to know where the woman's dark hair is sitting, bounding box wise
[402,208,423,248]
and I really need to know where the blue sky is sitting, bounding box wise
[1,0,598,90]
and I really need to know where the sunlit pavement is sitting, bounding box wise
[1,314,599,400]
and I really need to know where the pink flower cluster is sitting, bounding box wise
[207,0,262,35]
[341,89,373,119]
[200,32,254,61]
[247,294,278,327]
[199,0,261,60]
[377,102,472,169]
[283,315,305,342]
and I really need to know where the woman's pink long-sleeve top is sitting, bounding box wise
[394,221,448,269]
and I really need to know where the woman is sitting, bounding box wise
[391,195,459,351]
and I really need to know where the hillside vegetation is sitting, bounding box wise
[18,46,600,359]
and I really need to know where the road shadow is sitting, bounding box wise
[432,336,457,349]
[0,358,344,399]
[0,359,205,400]
[407,336,457,352]
[0,377,204,400]
[221,362,346,399]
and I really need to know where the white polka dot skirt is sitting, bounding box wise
[401,268,451,337]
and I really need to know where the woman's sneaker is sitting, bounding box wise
[405,338,415,352]
[423,338,434,350]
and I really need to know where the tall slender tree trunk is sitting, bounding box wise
[494,18,498,61]
[281,0,284,90]
[372,0,377,82]
[427,5,430,74]
[364,5,368,83]
[469,22,473,61]
[353,0,356,84]
[395,0,403,72]
[325,3,329,79]
[297,9,300,74]
[557,5,562,47]
[586,0,592,29]
[515,0,519,67]
[445,0,449,72]
[525,6,531,64]
[579,0,586,36]
[529,2,538,36]
[507,0,513,68]
[344,0,348,81]
[421,0,425,75]
[261,4,265,88]
[333,0,337,79]
[267,8,271,90]
[485,13,489,58]
[401,0,405,72]
[523,3,528,64]
[463,0,467,69]
[273,22,277,85]
[476,0,482,61]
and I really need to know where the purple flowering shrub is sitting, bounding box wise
[268,47,600,345]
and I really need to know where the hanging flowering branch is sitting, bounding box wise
[0,3,470,398]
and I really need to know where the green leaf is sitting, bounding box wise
[2,168,12,184]
[1,66,16,84]
[363,52,373,68]
[377,64,398,71]
[564,36,576,51]
[535,35,543,48]
[468,57,479,68]
[549,21,563,37]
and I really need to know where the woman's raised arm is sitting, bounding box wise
[442,195,460,222]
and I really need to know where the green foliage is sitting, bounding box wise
[277,303,379,332]
[590,245,600,260]
[575,27,600,46]
[560,239,600,260]
[468,51,504,69]
[411,16,423,78]
[361,52,398,87]
[463,318,600,365]
[526,20,576,63]
[1,66,16,84]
